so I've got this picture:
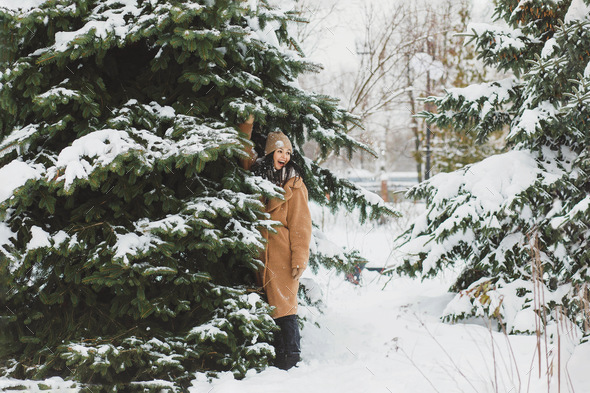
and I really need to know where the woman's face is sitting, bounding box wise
[273,148,291,170]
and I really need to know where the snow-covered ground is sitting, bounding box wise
[309,201,424,269]
[2,202,589,392]
[193,203,590,393]
[192,270,589,393]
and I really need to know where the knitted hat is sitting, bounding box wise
[264,131,293,156]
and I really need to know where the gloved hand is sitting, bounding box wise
[292,267,304,280]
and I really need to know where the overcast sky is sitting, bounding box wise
[295,0,495,76]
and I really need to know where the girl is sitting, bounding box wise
[239,118,312,370]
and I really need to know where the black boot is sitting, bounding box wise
[283,352,300,370]
[273,314,301,370]
[272,321,286,369]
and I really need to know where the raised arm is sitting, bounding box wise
[238,115,257,170]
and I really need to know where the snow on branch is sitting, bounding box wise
[398,149,564,275]
[420,78,517,142]
[0,124,39,159]
[444,78,515,104]
[45,0,142,53]
[0,159,43,203]
[51,129,140,189]
[44,101,242,193]
[508,100,558,140]
[466,22,528,52]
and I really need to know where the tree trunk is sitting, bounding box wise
[425,69,432,180]
[407,53,422,182]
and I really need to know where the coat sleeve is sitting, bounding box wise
[237,121,257,170]
[287,182,312,270]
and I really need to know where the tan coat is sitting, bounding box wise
[259,176,312,318]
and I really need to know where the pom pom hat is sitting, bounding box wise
[264,131,293,156]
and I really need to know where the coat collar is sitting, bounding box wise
[266,176,303,213]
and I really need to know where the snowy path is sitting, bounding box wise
[192,206,589,393]
[191,271,567,393]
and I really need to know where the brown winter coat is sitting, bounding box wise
[258,176,312,318]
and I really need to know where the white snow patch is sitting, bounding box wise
[511,308,537,333]
[130,380,175,388]
[0,124,39,158]
[541,37,558,58]
[0,160,43,203]
[550,195,590,228]
[189,323,229,341]
[148,101,175,119]
[429,150,541,208]
[50,0,142,53]
[53,129,139,190]
[568,341,590,389]
[509,101,558,138]
[0,222,16,246]
[565,0,590,23]
[26,225,51,250]
[467,23,526,51]
[52,230,69,247]
[67,344,90,357]
[36,86,79,99]
[113,232,163,264]
[310,228,345,261]
[446,78,514,103]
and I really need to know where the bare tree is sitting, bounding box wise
[296,0,480,179]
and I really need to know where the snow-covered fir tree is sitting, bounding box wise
[427,1,505,175]
[0,0,394,390]
[397,0,590,335]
